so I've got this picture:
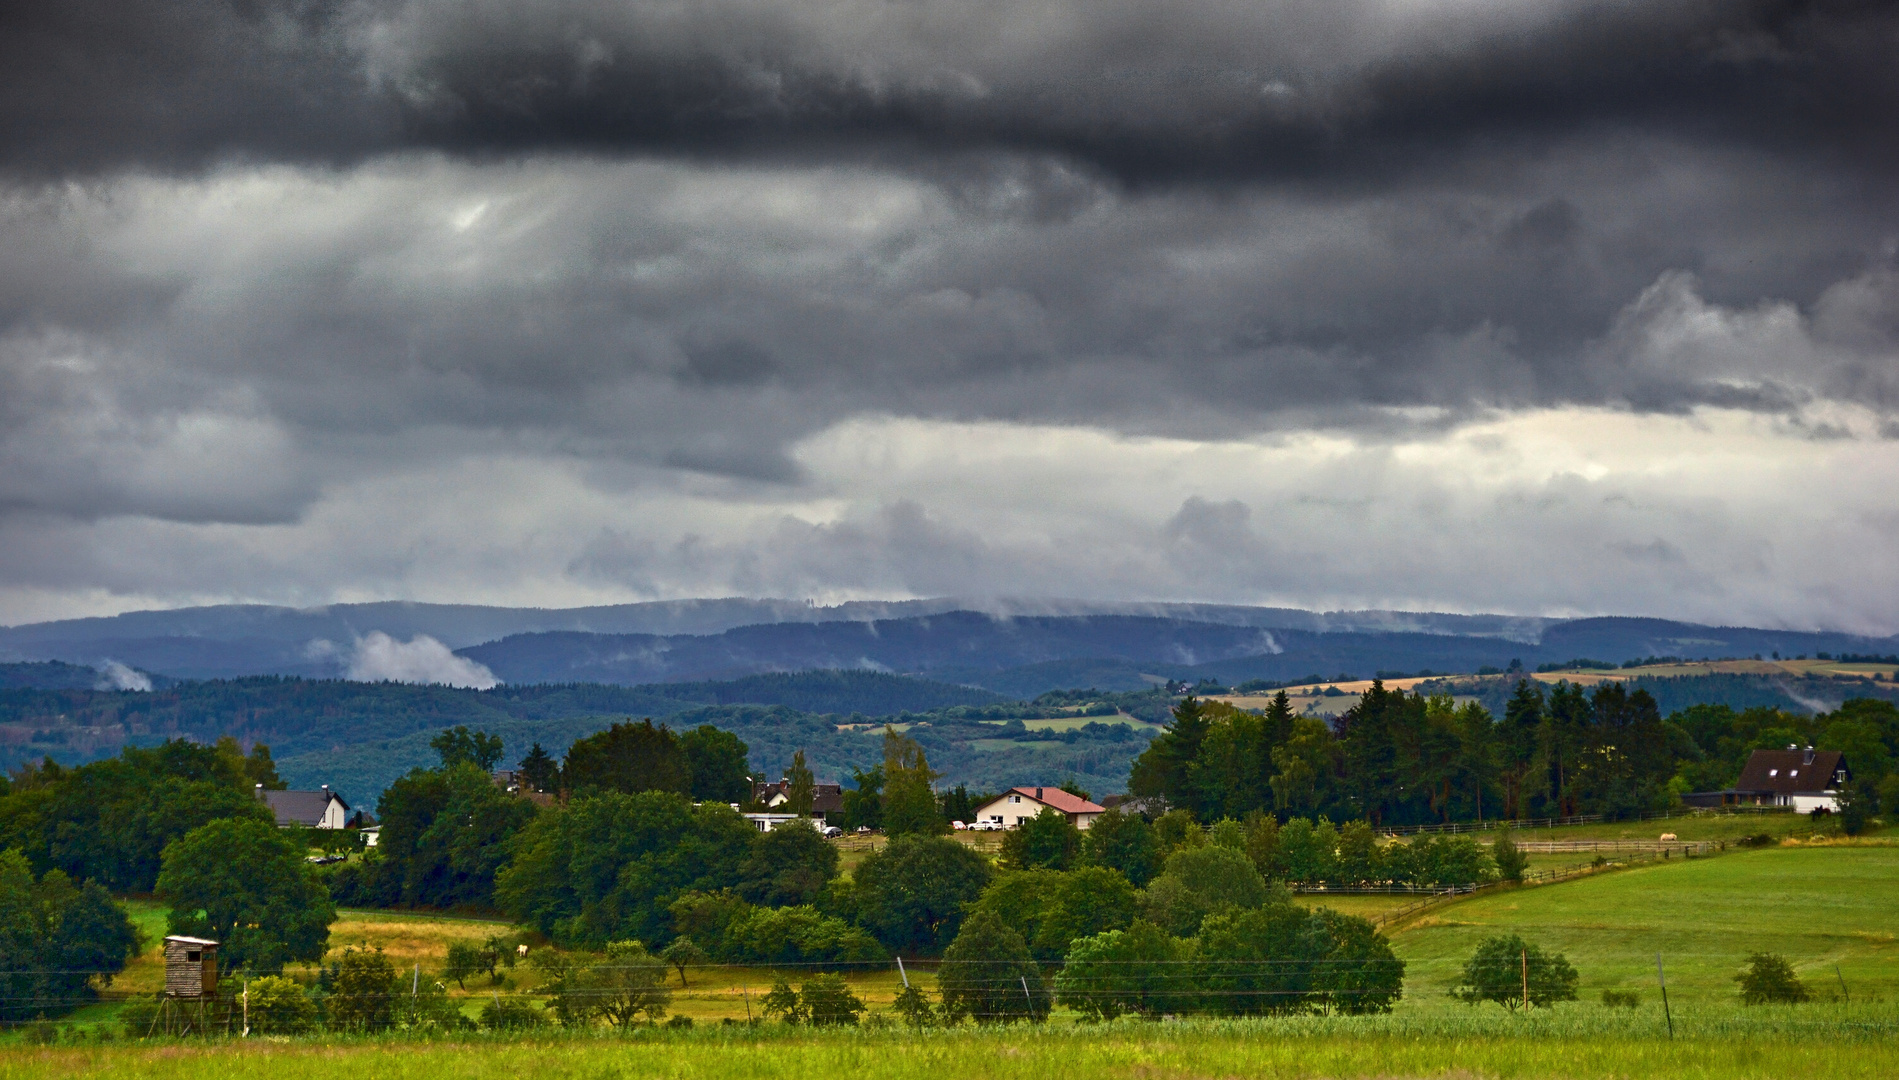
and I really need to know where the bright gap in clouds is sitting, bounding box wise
[3,405,1894,635]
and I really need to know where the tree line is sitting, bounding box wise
[1128,683,1899,827]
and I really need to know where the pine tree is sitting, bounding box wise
[516,743,558,793]
[785,749,816,814]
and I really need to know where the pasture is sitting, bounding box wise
[1386,844,1899,1011]
[5,1017,1896,1080]
[25,832,1899,1079]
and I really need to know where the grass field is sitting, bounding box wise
[1387,845,1899,1010]
[4,1020,1896,1080]
[25,830,1899,1080]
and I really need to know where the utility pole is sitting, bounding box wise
[897,956,909,989]
[1021,975,1035,1016]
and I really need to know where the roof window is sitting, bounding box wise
[1768,769,1778,776]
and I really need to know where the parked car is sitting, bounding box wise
[823,826,844,838]
[968,820,1002,832]
[950,820,968,831]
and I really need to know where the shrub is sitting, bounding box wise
[999,810,1082,871]
[1140,844,1270,937]
[1738,833,1776,848]
[119,997,161,1039]
[853,835,993,954]
[1737,952,1810,1005]
[1450,934,1579,1010]
[444,942,485,989]
[1056,919,1186,1021]
[761,979,805,1024]
[1034,866,1139,960]
[890,983,937,1027]
[584,940,672,1026]
[719,904,888,968]
[800,974,867,1026]
[938,909,1050,1024]
[1304,907,1405,1015]
[245,975,317,1034]
[1601,989,1640,1008]
[326,947,398,1030]
[1491,830,1528,883]
[397,975,472,1031]
[480,996,546,1031]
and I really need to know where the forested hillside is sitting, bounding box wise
[0,668,1158,802]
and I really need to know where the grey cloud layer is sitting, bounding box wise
[2,0,1897,628]
[5,1,1897,184]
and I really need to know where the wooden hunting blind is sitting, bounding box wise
[163,936,220,998]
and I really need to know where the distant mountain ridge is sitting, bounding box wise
[1,599,1891,689]
[459,611,1899,693]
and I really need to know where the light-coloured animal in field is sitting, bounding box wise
[1659,833,1677,842]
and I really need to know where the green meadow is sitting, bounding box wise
[2,1020,1895,1080]
[18,837,1899,1077]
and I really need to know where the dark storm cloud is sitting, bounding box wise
[4,0,1897,187]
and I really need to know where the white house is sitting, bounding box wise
[256,784,351,829]
[740,812,808,833]
[1685,747,1850,812]
[972,786,1107,830]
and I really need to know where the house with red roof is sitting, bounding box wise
[973,786,1107,830]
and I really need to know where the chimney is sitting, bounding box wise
[321,784,330,799]
[1804,746,1815,765]
[1035,787,1043,800]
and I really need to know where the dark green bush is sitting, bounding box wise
[1601,989,1640,1008]
[1737,953,1809,1005]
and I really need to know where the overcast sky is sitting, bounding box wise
[3,0,1897,632]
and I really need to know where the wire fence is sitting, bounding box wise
[1378,805,1798,837]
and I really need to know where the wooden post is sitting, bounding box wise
[1655,953,1673,1039]
[1521,948,1529,1010]
[1836,964,1849,1004]
[242,977,249,1037]
[1021,975,1035,1016]
[896,956,909,989]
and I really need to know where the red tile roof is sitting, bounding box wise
[1009,786,1106,814]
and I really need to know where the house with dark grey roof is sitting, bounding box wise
[1683,747,1849,813]
[752,778,846,822]
[255,783,351,829]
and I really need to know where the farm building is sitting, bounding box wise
[256,783,351,828]
[1682,746,1850,812]
[973,786,1107,830]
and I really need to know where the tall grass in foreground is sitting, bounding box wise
[3,1013,1895,1080]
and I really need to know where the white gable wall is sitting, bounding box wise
[972,792,1101,830]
